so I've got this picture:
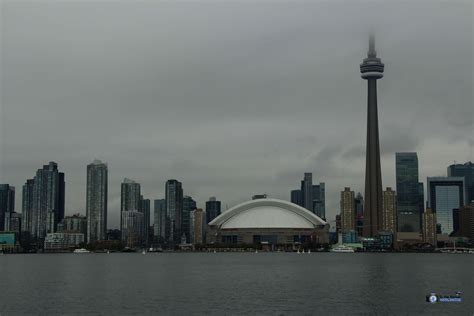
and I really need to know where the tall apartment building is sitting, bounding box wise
[86,159,108,243]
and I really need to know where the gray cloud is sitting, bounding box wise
[0,0,472,227]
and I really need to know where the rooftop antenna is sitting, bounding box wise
[368,32,376,57]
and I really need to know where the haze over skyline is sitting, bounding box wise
[0,1,472,228]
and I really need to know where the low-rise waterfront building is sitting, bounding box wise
[342,230,358,244]
[44,232,85,251]
[0,232,18,252]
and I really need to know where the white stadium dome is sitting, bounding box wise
[208,198,326,229]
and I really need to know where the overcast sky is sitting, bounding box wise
[0,0,472,228]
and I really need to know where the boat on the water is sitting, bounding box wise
[148,247,163,253]
[73,248,90,254]
[330,245,355,253]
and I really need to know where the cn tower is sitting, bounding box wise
[360,34,384,237]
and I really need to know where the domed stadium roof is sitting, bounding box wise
[208,198,326,229]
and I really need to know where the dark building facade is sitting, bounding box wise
[86,159,108,243]
[206,197,221,224]
[448,162,474,204]
[354,192,364,237]
[360,34,384,237]
[165,179,183,244]
[153,199,166,241]
[4,212,21,236]
[182,196,197,243]
[290,190,303,207]
[396,153,423,232]
[140,198,151,246]
[293,174,324,218]
[121,179,141,212]
[21,179,35,236]
[301,173,313,212]
[312,183,326,219]
[457,203,474,241]
[0,184,15,231]
[22,162,65,240]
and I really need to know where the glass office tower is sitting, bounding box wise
[396,153,423,232]
[427,177,465,235]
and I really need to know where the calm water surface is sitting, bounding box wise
[0,253,473,315]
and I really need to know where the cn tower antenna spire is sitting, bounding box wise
[368,32,376,57]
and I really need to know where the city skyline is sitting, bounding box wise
[0,2,472,228]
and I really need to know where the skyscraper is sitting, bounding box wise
[354,192,364,237]
[301,173,313,211]
[140,198,151,246]
[86,159,108,243]
[427,177,466,235]
[312,183,326,219]
[205,197,221,224]
[153,199,166,241]
[340,188,355,233]
[190,208,206,245]
[182,196,196,243]
[422,208,437,246]
[382,187,396,233]
[360,34,384,237]
[447,162,474,204]
[457,204,474,241]
[22,179,35,235]
[22,162,65,240]
[121,178,141,212]
[121,178,141,237]
[396,153,423,232]
[290,189,303,206]
[0,184,15,231]
[165,179,183,244]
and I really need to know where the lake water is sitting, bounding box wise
[0,253,472,315]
